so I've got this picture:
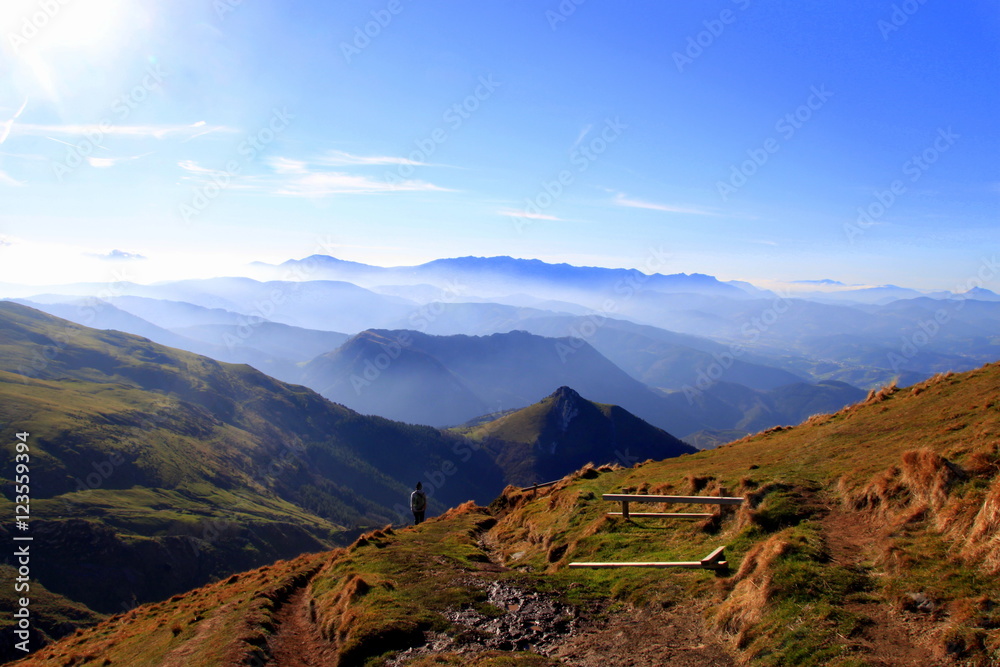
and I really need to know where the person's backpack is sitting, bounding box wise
[412,491,426,512]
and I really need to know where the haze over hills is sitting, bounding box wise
[9,297,343,385]
[4,254,995,445]
[300,328,709,436]
[0,253,996,662]
[504,314,806,390]
[297,327,869,442]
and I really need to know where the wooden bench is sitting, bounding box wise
[564,494,739,571]
[603,493,743,520]
[569,545,728,570]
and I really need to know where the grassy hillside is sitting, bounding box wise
[0,302,504,615]
[17,362,999,665]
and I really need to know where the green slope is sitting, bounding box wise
[0,301,504,616]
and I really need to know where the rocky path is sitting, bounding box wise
[261,522,735,667]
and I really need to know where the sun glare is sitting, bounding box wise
[3,0,133,99]
[3,0,128,50]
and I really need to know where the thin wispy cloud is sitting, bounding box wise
[274,172,450,197]
[15,122,235,140]
[498,208,566,222]
[316,150,431,167]
[46,136,101,150]
[261,154,453,196]
[612,192,716,216]
[570,124,593,151]
[87,153,153,168]
[0,98,28,145]
[0,169,25,187]
[268,157,309,174]
[178,160,220,175]
[0,150,48,161]
[178,158,451,197]
[180,121,231,142]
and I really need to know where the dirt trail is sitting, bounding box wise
[550,601,734,667]
[265,583,338,667]
[819,508,950,666]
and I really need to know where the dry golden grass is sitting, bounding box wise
[966,476,1000,573]
[713,534,791,652]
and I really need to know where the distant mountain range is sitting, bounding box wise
[252,254,754,300]
[2,253,997,438]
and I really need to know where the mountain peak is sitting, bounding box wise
[548,385,583,402]
[456,385,693,484]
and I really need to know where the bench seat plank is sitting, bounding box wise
[568,561,704,569]
[603,494,743,505]
[607,512,713,518]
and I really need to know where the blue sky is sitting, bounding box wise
[0,0,997,290]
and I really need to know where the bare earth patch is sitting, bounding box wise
[265,585,338,667]
[820,508,954,666]
[550,601,734,667]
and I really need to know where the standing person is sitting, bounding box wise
[410,482,427,525]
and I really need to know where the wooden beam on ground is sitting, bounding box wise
[607,512,713,519]
[602,494,744,505]
[568,545,731,571]
[568,561,704,569]
[700,546,728,570]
